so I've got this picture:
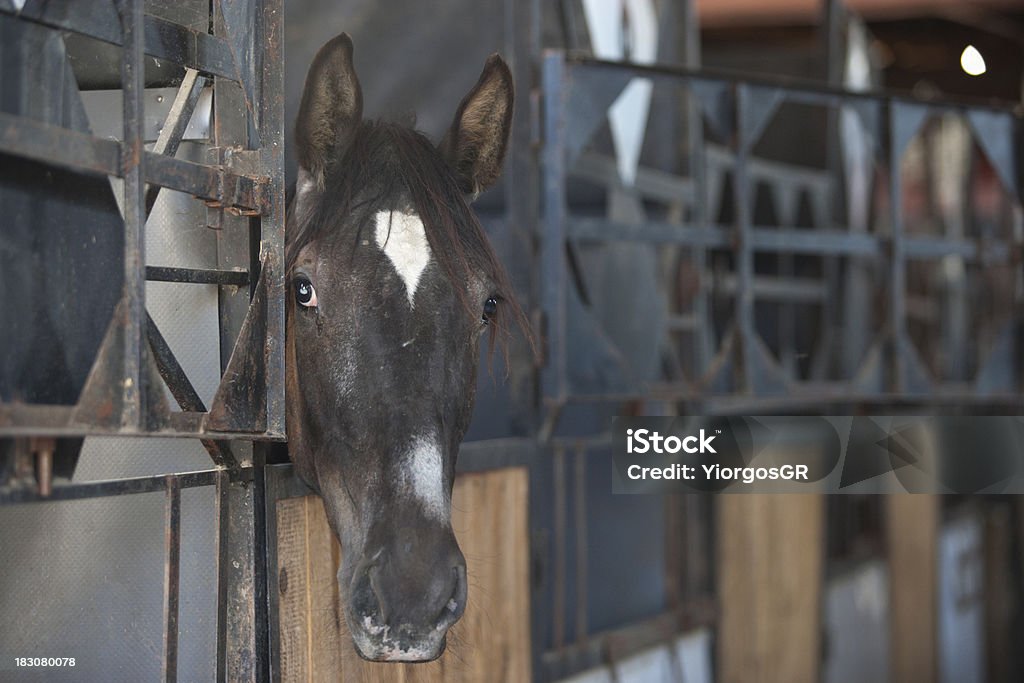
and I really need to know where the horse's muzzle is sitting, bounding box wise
[346,547,467,662]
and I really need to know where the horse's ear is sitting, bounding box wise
[295,33,363,189]
[439,54,514,199]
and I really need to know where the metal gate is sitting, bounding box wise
[0,0,284,679]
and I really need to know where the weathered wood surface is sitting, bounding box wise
[887,494,938,683]
[277,467,531,682]
[717,494,824,683]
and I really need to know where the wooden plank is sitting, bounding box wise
[276,468,531,682]
[886,495,938,683]
[984,503,1013,683]
[717,494,824,683]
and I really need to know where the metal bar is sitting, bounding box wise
[711,273,829,303]
[211,0,257,394]
[563,55,1024,115]
[0,112,265,211]
[146,312,207,413]
[215,470,230,682]
[0,6,238,81]
[146,266,249,286]
[572,152,695,205]
[120,0,146,430]
[573,442,588,645]
[542,52,569,405]
[162,475,182,683]
[568,217,1015,264]
[751,227,880,256]
[0,468,248,505]
[552,443,568,650]
[568,217,729,248]
[224,465,259,681]
[734,84,755,391]
[0,403,286,439]
[145,312,238,468]
[685,31,715,387]
[705,146,833,194]
[257,0,287,437]
[153,70,207,157]
[888,104,908,392]
[146,69,208,214]
[251,443,272,683]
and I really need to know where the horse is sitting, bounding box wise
[285,33,527,662]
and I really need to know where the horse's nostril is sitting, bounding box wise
[440,564,468,625]
[367,566,390,623]
[350,564,386,626]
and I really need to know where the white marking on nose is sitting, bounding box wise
[374,210,431,306]
[401,437,447,520]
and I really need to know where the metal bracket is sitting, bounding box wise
[205,146,266,226]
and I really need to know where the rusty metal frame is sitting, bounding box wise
[0,1,284,681]
[0,0,286,443]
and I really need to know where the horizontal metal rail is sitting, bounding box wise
[0,112,267,212]
[146,266,250,286]
[565,54,1024,115]
[0,403,288,440]
[568,217,1015,262]
[0,6,238,81]
[0,466,252,505]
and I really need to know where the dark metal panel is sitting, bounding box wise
[0,3,238,81]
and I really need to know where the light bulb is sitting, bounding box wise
[960,45,986,77]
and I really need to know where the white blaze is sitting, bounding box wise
[374,210,431,306]
[402,437,447,520]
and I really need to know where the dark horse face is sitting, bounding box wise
[286,34,520,662]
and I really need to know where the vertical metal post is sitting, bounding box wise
[503,0,542,436]
[162,476,182,683]
[888,104,908,392]
[212,0,255,376]
[214,470,230,682]
[225,473,258,681]
[258,0,286,437]
[573,441,588,645]
[552,442,567,649]
[251,443,271,683]
[119,0,146,428]
[817,0,845,383]
[681,0,714,384]
[734,84,755,392]
[541,52,569,408]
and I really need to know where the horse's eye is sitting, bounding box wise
[482,297,498,323]
[294,278,318,308]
